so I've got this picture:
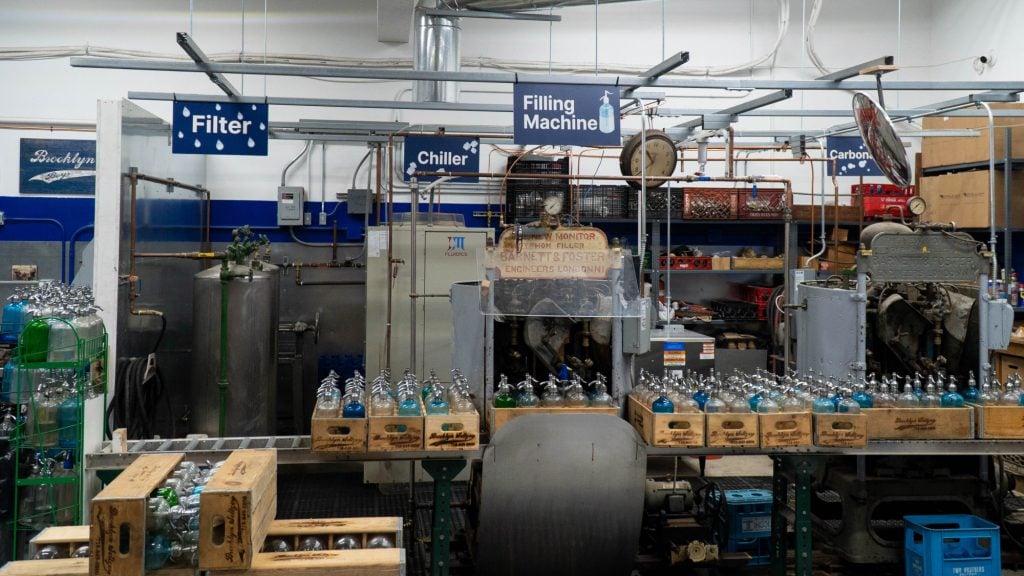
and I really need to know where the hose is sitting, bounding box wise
[105,316,171,440]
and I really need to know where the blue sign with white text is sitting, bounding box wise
[827,136,881,177]
[403,136,480,183]
[19,138,96,195]
[513,83,620,146]
[172,101,268,156]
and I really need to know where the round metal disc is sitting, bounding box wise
[852,92,912,187]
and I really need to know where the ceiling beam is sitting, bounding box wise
[176,33,239,98]
[816,56,894,82]
[423,8,561,21]
[128,91,513,113]
[674,89,792,129]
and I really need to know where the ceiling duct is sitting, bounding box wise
[414,2,461,103]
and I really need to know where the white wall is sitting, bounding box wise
[0,0,1002,205]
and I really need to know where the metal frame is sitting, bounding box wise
[176,32,240,98]
[422,8,561,21]
[674,89,792,129]
[816,56,894,82]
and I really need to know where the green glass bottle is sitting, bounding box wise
[493,375,517,408]
[21,319,50,363]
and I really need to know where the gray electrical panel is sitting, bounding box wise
[634,325,715,378]
[347,188,372,215]
[277,186,305,226]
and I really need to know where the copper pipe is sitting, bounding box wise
[725,127,735,178]
[135,252,224,259]
[417,171,791,183]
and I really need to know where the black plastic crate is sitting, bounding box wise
[627,188,683,218]
[708,299,760,320]
[574,185,629,219]
[505,156,569,221]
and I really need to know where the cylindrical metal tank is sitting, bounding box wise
[191,263,279,437]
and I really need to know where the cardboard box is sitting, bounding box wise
[922,103,1024,169]
[711,256,731,270]
[824,245,857,267]
[919,169,1024,229]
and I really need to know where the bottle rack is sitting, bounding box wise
[7,317,106,561]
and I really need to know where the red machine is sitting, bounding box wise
[853,183,916,219]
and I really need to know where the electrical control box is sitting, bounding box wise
[277,186,305,226]
[347,188,372,215]
[634,325,714,378]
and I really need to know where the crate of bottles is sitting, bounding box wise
[659,255,712,270]
[489,405,619,436]
[736,187,786,219]
[89,453,186,576]
[368,412,424,452]
[813,413,868,448]
[198,449,278,571]
[0,558,90,576]
[311,407,367,454]
[683,188,737,220]
[627,396,705,448]
[862,407,974,440]
[228,517,406,576]
[424,408,480,451]
[758,412,813,448]
[29,525,90,559]
[706,413,760,448]
[971,404,1024,439]
[904,514,1000,576]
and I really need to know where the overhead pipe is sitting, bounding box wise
[979,102,999,282]
[414,1,461,103]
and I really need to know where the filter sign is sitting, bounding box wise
[513,83,620,146]
[827,136,881,177]
[172,101,268,156]
[403,136,479,183]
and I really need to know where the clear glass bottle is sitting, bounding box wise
[493,375,517,408]
[755,393,780,414]
[837,390,861,414]
[896,382,921,408]
[703,389,728,414]
[564,377,589,408]
[589,375,614,407]
[540,377,564,407]
[334,535,361,549]
[517,378,540,407]
[874,381,896,408]
[999,377,1021,406]
[920,380,940,408]
[781,390,805,413]
[729,391,751,413]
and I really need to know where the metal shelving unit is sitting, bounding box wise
[7,319,106,561]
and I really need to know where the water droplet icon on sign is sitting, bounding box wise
[177,131,184,139]
[247,138,256,148]
[215,104,221,111]
[194,139,202,148]
[259,122,266,131]
[237,112,244,120]
[182,107,191,117]
[252,105,257,111]
[216,140,224,151]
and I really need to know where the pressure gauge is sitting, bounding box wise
[543,194,562,216]
[907,196,927,216]
[619,130,678,189]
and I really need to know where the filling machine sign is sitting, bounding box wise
[403,135,480,183]
[172,101,268,156]
[513,83,620,146]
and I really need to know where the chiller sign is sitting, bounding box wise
[172,101,268,156]
[513,83,620,146]
[403,136,479,183]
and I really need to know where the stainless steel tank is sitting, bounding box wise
[191,263,279,437]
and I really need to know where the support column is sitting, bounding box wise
[421,459,467,576]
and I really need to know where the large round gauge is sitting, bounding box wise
[619,130,678,189]
[907,196,927,216]
[543,194,562,216]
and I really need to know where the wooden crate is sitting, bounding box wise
[0,559,89,576]
[973,404,1024,439]
[705,413,759,448]
[759,412,813,448]
[89,452,184,576]
[30,525,90,558]
[311,410,368,453]
[488,405,620,435]
[213,517,406,576]
[368,414,424,452]
[424,410,481,451]
[199,449,278,571]
[627,396,705,448]
[263,517,404,550]
[863,407,974,440]
[731,257,784,270]
[213,549,405,576]
[814,414,868,448]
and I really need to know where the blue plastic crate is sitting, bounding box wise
[709,489,774,540]
[905,514,1000,576]
[723,534,771,566]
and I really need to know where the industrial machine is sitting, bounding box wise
[364,215,492,382]
[635,325,715,380]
